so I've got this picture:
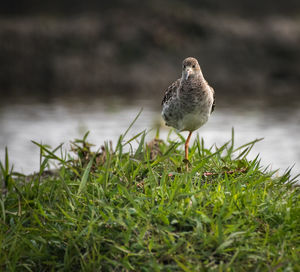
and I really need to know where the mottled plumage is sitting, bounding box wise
[161,57,215,160]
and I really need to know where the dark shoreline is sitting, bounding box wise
[1,2,300,105]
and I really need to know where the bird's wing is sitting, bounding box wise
[210,86,215,113]
[161,78,181,106]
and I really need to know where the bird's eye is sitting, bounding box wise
[183,65,186,68]
[192,65,195,68]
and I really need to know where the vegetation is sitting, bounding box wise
[1,118,299,271]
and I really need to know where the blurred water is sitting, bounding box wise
[0,99,299,180]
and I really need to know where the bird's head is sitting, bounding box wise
[182,57,202,80]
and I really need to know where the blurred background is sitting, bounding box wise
[0,0,300,176]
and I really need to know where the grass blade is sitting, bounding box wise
[123,108,143,139]
[77,155,95,195]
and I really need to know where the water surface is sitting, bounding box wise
[0,99,299,180]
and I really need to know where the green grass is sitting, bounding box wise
[0,127,299,271]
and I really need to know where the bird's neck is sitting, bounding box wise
[177,72,205,98]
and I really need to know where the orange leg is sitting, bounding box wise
[184,131,193,161]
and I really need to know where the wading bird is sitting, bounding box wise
[161,57,215,161]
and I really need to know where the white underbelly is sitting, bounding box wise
[179,110,210,131]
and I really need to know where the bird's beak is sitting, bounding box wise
[185,68,192,80]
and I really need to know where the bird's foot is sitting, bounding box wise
[183,158,191,171]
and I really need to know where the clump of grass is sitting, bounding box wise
[0,125,299,271]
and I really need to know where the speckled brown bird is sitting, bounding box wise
[161,57,215,161]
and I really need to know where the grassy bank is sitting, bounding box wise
[1,126,299,271]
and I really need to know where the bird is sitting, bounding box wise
[161,57,215,161]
